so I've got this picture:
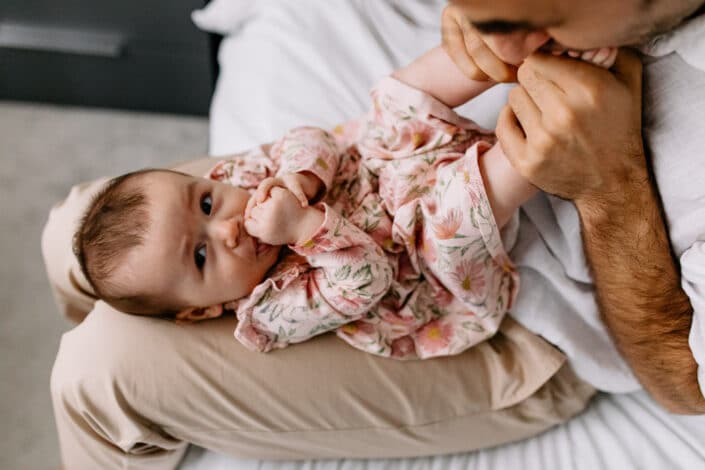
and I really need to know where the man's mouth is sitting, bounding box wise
[253,237,273,256]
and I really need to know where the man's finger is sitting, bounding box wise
[495,104,528,173]
[508,86,543,136]
[463,32,516,83]
[522,52,601,92]
[517,63,564,112]
[611,48,643,97]
[442,11,489,81]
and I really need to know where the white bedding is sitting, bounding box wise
[181,392,705,470]
[184,1,705,468]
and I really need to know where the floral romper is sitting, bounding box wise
[208,77,519,360]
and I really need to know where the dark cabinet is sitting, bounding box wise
[0,0,215,115]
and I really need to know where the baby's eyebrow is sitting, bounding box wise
[180,232,190,272]
[185,179,198,211]
[182,179,199,273]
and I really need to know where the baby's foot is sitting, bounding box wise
[553,47,618,68]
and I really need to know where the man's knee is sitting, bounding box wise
[51,306,161,448]
[51,308,188,468]
[42,178,109,322]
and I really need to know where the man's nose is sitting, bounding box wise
[212,217,240,249]
[490,30,551,65]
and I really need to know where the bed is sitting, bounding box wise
[181,1,705,468]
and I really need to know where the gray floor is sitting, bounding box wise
[0,101,209,469]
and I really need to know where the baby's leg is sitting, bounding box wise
[478,142,537,228]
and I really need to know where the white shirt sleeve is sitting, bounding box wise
[679,240,705,398]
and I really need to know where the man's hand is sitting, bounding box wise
[245,187,324,246]
[441,3,518,82]
[497,49,647,205]
[496,48,705,414]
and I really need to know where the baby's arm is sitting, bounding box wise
[392,46,494,108]
[238,199,393,353]
[388,47,536,228]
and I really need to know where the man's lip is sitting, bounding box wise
[253,237,273,256]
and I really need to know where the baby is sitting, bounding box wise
[74,46,614,359]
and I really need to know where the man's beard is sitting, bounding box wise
[634,0,705,45]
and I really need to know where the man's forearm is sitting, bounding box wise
[577,171,705,414]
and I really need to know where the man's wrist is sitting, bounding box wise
[574,165,652,226]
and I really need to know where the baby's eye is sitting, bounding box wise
[200,193,213,215]
[195,244,207,270]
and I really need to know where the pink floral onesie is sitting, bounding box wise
[207,77,519,360]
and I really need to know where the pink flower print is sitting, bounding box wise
[416,319,453,355]
[424,198,437,216]
[432,208,462,240]
[421,229,437,264]
[332,245,367,264]
[449,259,487,298]
[339,320,376,337]
[464,176,482,207]
[493,254,515,274]
[396,120,433,152]
[431,286,454,308]
[391,336,416,358]
[330,293,367,311]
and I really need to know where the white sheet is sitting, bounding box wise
[198,0,511,156]
[187,1,705,468]
[180,392,705,470]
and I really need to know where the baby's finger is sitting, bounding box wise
[256,178,278,203]
[285,178,308,207]
[244,217,260,238]
[245,194,258,218]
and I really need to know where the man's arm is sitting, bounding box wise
[577,170,705,414]
[495,50,705,414]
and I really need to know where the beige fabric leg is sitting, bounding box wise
[44,169,595,469]
[51,305,592,469]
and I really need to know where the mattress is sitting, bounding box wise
[184,1,705,468]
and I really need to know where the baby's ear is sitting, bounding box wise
[175,304,224,323]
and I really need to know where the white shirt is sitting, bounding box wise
[509,12,705,394]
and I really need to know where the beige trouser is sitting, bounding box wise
[43,158,596,470]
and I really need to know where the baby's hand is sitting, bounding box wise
[245,187,323,245]
[247,172,322,214]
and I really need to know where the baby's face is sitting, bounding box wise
[116,171,281,312]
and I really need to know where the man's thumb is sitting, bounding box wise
[613,48,643,96]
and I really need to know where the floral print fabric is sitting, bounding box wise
[208,77,519,359]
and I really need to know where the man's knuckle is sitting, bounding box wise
[532,128,554,153]
[508,86,523,105]
[550,105,576,130]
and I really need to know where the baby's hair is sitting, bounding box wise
[73,168,180,316]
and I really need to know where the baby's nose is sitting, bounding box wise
[213,217,240,249]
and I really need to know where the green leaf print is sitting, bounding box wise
[462,322,485,333]
[335,265,352,281]
[352,264,372,282]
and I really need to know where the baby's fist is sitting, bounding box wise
[245,187,310,245]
